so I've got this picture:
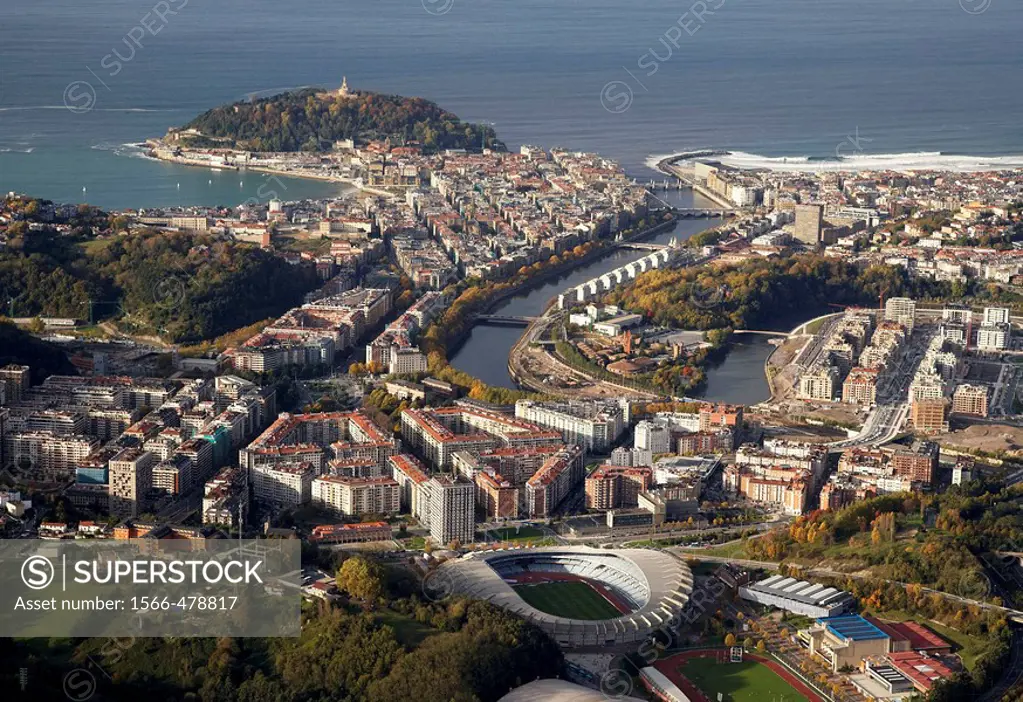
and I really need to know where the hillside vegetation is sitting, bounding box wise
[179,89,500,152]
[606,254,951,331]
[0,224,319,343]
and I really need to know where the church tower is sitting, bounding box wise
[338,76,351,98]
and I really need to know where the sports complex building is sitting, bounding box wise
[433,546,693,648]
[738,574,854,618]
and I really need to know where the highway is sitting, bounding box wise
[824,327,933,453]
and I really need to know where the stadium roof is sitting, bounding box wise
[746,575,854,609]
[434,547,693,645]
[818,614,890,642]
[499,679,643,702]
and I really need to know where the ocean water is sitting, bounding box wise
[1,0,1021,209]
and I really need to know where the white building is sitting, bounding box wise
[984,307,1011,325]
[425,476,475,546]
[311,476,400,516]
[884,297,917,334]
[739,575,854,618]
[515,399,629,453]
[389,346,428,375]
[252,462,314,506]
[634,421,671,454]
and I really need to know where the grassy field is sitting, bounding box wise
[489,526,546,541]
[513,581,621,620]
[681,658,809,702]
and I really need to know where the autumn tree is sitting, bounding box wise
[336,556,386,602]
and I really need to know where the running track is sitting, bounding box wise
[651,649,826,702]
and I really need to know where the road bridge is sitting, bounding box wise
[476,314,538,326]
[733,329,789,337]
[616,242,669,251]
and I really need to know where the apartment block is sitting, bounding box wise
[525,445,584,518]
[910,398,949,434]
[311,475,400,516]
[585,465,653,510]
[152,454,193,495]
[401,406,561,469]
[109,448,156,518]
[842,367,879,405]
[884,297,917,334]
[952,383,989,417]
[514,399,629,453]
[475,470,519,519]
[425,475,475,546]
[252,462,314,506]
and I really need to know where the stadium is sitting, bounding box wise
[434,547,693,648]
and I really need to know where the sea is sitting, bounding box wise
[1,0,1022,210]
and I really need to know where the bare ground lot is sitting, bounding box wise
[935,421,1023,456]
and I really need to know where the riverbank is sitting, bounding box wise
[443,215,683,359]
[654,154,737,211]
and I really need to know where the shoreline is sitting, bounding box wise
[144,142,392,199]
[647,149,1023,174]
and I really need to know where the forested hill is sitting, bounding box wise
[176,88,501,152]
[0,322,76,382]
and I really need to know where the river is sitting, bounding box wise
[448,188,777,406]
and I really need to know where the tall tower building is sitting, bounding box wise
[0,364,30,405]
[108,448,156,518]
[427,476,474,547]
[794,204,824,246]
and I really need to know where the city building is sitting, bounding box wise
[799,360,840,401]
[4,431,99,481]
[108,448,156,518]
[514,399,630,453]
[309,521,393,544]
[389,453,431,517]
[425,475,475,546]
[952,384,989,417]
[800,615,891,673]
[884,297,917,334]
[888,441,938,484]
[794,203,824,246]
[524,445,585,518]
[0,364,31,404]
[202,466,246,526]
[152,454,193,495]
[252,462,314,506]
[842,367,879,405]
[474,470,518,519]
[311,475,400,516]
[585,465,653,510]
[634,420,672,454]
[976,308,1011,351]
[910,398,948,434]
[401,405,561,469]
[862,652,953,696]
[240,410,396,472]
[738,575,854,618]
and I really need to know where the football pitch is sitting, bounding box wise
[512,581,622,620]
[681,658,809,702]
